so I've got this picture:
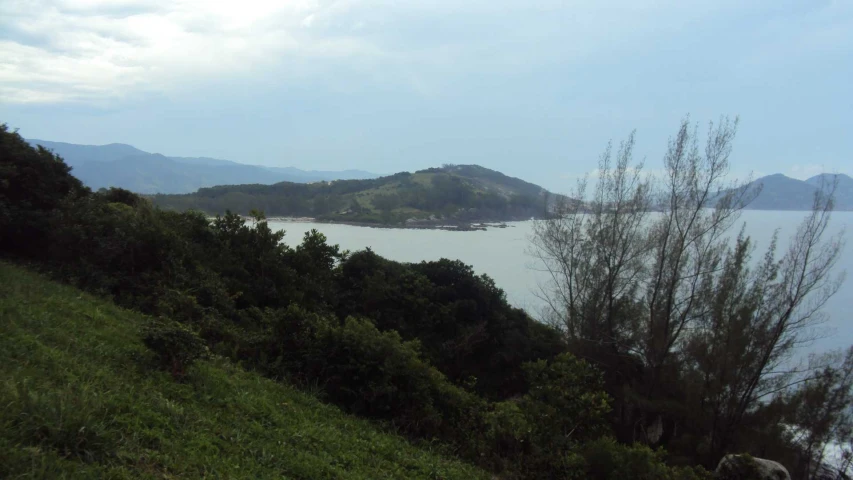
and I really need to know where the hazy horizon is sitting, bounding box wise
[2,1,851,192]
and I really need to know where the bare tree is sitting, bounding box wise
[687,180,846,462]
[641,118,756,388]
[531,116,847,465]
[532,117,755,368]
[531,131,651,360]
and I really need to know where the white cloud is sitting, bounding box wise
[1,0,850,106]
[0,0,381,104]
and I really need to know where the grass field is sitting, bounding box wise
[0,262,490,479]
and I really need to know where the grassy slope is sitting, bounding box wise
[341,171,520,220]
[355,171,521,212]
[0,262,489,479]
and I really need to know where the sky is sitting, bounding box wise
[0,0,851,192]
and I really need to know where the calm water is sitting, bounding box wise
[268,211,852,355]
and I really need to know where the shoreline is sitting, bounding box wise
[261,216,523,231]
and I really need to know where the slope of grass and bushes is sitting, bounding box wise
[2,123,717,479]
[151,164,550,225]
[0,262,490,479]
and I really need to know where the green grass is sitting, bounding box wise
[0,262,490,479]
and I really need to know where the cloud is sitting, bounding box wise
[0,0,382,104]
[2,0,742,104]
[1,0,851,107]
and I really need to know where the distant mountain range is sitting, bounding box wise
[736,173,853,211]
[27,139,378,194]
[25,138,851,212]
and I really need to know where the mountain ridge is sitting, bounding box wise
[733,172,853,211]
[26,138,852,211]
[27,139,379,194]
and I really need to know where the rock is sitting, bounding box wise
[646,415,663,444]
[715,454,790,480]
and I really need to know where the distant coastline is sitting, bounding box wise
[259,216,517,231]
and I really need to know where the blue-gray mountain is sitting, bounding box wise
[736,173,853,210]
[27,139,379,194]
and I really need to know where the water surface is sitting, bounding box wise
[269,211,852,354]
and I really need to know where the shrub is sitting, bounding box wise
[310,316,459,434]
[142,320,209,380]
[154,289,207,324]
[566,438,713,480]
[264,310,489,443]
[520,353,611,447]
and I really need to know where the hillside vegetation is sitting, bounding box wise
[152,164,550,225]
[6,121,853,479]
[0,262,490,479]
[4,124,717,479]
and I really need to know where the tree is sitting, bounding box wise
[531,130,652,365]
[783,347,853,479]
[372,193,401,212]
[685,181,846,463]
[531,116,846,465]
[0,124,89,256]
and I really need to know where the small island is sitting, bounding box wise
[152,164,554,228]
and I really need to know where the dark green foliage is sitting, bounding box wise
[335,250,566,399]
[566,438,713,480]
[143,320,210,379]
[0,263,489,479]
[3,124,727,478]
[0,123,89,257]
[520,353,611,446]
[257,305,488,451]
[303,316,486,437]
[475,354,611,477]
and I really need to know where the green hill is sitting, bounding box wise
[152,164,550,225]
[0,262,489,479]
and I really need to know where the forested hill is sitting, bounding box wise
[152,164,552,225]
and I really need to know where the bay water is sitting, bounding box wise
[269,211,852,355]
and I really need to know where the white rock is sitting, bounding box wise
[715,454,790,480]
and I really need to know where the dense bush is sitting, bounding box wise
[142,320,209,380]
[479,354,611,477]
[336,250,566,399]
[566,438,712,480]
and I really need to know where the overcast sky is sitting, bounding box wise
[1,0,850,192]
